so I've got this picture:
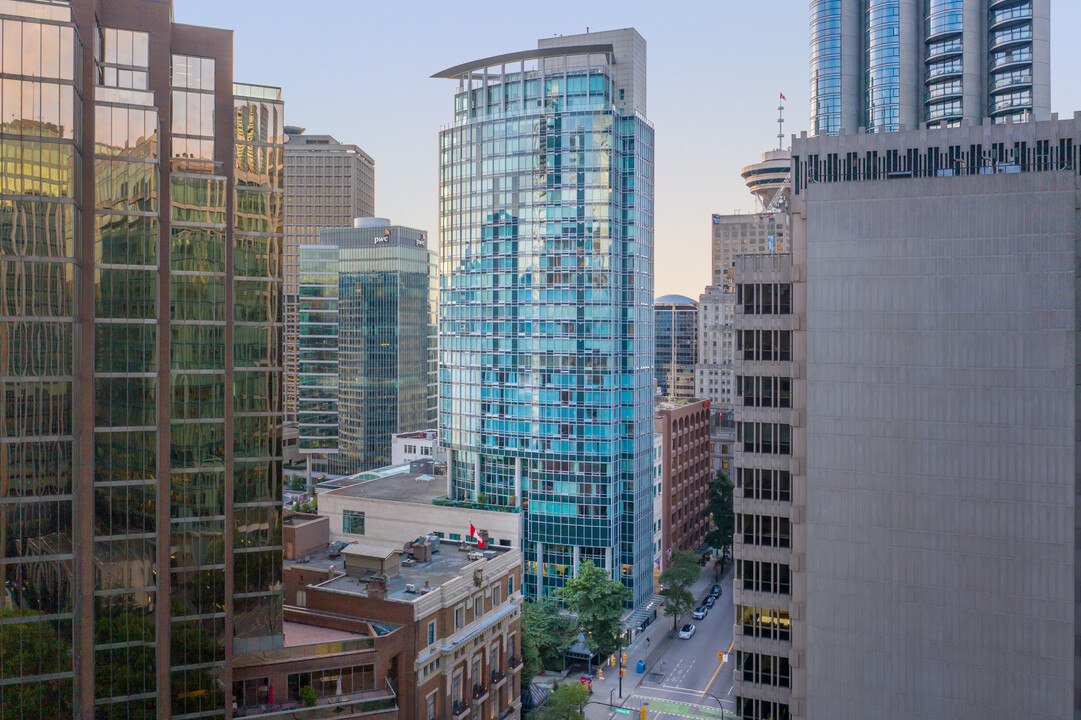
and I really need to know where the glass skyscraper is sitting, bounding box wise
[435,29,655,609]
[298,219,436,474]
[810,0,1050,135]
[654,295,698,399]
[0,1,283,717]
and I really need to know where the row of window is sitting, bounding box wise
[737,283,792,316]
[737,331,792,363]
[738,514,791,548]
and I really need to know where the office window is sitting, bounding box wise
[508,575,514,596]
[343,509,365,535]
[474,596,484,618]
[427,693,436,720]
[493,586,501,606]
[427,621,436,646]
[455,607,464,629]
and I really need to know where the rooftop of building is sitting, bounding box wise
[655,293,698,306]
[655,397,708,413]
[316,460,446,502]
[287,539,513,604]
[282,620,366,647]
[394,429,438,441]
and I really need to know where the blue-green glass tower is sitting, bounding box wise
[435,29,655,609]
[298,219,437,474]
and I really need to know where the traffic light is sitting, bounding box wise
[621,652,627,664]
[639,707,647,719]
[598,668,603,679]
[718,651,723,661]
[620,668,626,677]
[609,655,616,667]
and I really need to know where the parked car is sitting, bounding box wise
[678,624,696,639]
[704,595,716,609]
[692,606,707,620]
[709,584,721,597]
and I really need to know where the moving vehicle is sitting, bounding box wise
[678,624,696,639]
[692,606,707,620]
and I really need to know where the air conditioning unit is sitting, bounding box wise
[404,583,418,594]
[467,552,484,561]
[401,557,417,567]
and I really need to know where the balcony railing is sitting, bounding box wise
[491,667,507,685]
[452,698,470,718]
[234,679,396,719]
[509,656,523,669]
[472,682,489,703]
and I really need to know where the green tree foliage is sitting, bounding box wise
[0,610,72,719]
[660,550,700,590]
[704,470,735,552]
[521,597,575,680]
[541,681,590,720]
[659,550,701,632]
[299,686,318,707]
[662,585,695,632]
[561,560,629,661]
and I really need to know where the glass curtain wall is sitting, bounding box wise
[439,57,654,608]
[231,83,284,655]
[0,5,79,716]
[866,0,901,132]
[925,0,965,127]
[810,0,843,136]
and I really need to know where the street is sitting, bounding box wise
[584,564,735,720]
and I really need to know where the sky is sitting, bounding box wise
[175,0,1081,299]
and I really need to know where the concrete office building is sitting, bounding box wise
[297,219,436,475]
[696,285,735,410]
[654,400,712,567]
[434,29,656,611]
[810,0,1051,135]
[709,213,789,289]
[0,1,285,716]
[731,254,799,720]
[284,128,375,420]
[655,294,698,399]
[757,117,1081,720]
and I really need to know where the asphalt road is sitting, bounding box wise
[584,564,735,720]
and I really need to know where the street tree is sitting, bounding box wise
[704,469,735,554]
[541,681,590,720]
[662,584,695,632]
[521,597,575,680]
[561,560,629,660]
[660,550,700,590]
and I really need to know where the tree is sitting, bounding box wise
[660,551,701,632]
[660,550,700,589]
[521,597,575,680]
[704,470,735,553]
[662,585,695,632]
[541,681,590,720]
[561,561,630,661]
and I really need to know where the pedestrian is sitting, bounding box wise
[646,636,650,648]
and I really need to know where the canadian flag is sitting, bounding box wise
[780,92,787,102]
[470,522,485,549]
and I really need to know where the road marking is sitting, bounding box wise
[645,699,734,719]
[701,640,735,698]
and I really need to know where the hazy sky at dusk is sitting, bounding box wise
[176,0,1081,299]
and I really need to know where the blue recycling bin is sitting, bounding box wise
[636,660,645,674]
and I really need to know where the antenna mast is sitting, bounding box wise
[777,95,785,151]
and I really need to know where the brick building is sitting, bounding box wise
[654,399,713,567]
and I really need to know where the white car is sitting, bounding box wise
[692,606,707,620]
[678,623,696,639]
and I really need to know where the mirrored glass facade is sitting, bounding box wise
[654,295,698,399]
[436,29,655,609]
[809,0,1050,136]
[298,223,437,473]
[1,2,282,717]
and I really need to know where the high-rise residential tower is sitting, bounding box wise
[0,0,285,717]
[434,29,656,609]
[654,294,698,399]
[297,218,436,474]
[283,129,375,420]
[810,0,1051,135]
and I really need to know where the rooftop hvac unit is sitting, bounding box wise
[467,552,484,561]
[404,583,418,594]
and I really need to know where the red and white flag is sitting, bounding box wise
[470,522,485,549]
[780,92,787,102]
